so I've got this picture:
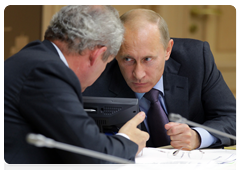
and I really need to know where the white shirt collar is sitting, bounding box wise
[51,42,69,67]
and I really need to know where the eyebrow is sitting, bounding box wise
[119,54,132,59]
[120,55,158,59]
[120,54,158,59]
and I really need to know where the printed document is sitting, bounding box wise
[135,147,236,164]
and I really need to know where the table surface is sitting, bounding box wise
[160,145,238,170]
[220,163,238,170]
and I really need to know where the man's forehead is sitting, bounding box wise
[123,23,160,44]
[118,42,160,59]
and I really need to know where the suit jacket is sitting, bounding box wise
[83,38,236,148]
[4,40,138,164]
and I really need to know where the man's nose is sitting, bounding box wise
[133,63,146,80]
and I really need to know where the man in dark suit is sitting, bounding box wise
[4,5,149,164]
[83,9,236,150]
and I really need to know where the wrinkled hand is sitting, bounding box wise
[119,111,149,156]
[165,122,201,150]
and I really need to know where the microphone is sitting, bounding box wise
[26,133,134,164]
[168,113,236,140]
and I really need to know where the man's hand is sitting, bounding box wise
[119,111,149,156]
[165,122,201,150]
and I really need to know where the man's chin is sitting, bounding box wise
[131,86,151,94]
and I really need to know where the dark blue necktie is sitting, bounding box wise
[144,88,170,147]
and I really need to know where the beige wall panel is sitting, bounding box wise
[41,5,66,39]
[4,5,42,60]
[221,71,236,97]
[216,5,236,52]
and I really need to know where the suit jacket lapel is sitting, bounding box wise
[164,58,189,119]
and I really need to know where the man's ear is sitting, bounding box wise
[165,39,174,61]
[89,46,107,66]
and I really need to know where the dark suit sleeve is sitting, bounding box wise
[201,41,236,147]
[19,60,138,163]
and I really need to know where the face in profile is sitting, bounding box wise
[71,47,113,92]
[116,24,172,93]
[88,55,114,88]
[83,54,113,92]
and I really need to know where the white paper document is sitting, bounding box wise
[135,147,236,164]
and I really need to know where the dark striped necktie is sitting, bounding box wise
[144,88,170,147]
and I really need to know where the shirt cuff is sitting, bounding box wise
[116,133,130,140]
[192,127,218,148]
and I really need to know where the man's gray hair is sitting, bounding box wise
[45,5,124,61]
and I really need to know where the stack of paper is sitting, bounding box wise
[118,148,238,170]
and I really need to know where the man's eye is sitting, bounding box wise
[145,57,152,61]
[124,58,133,62]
